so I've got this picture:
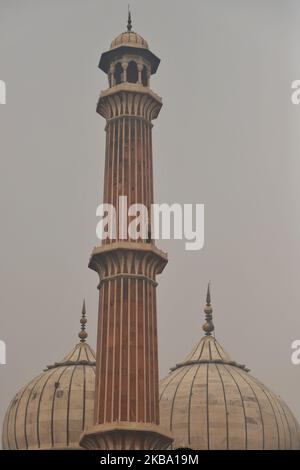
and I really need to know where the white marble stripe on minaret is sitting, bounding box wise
[150,255,157,420]
[145,121,151,209]
[134,118,137,207]
[149,125,154,203]
[116,118,120,242]
[96,283,105,422]
[147,280,152,421]
[103,121,109,203]
[140,119,144,212]
[118,277,124,420]
[150,282,155,422]
[142,279,146,420]
[151,285,156,423]
[103,281,111,422]
[111,279,117,421]
[152,288,157,424]
[135,278,139,421]
[110,120,115,208]
[143,121,148,220]
[122,116,125,228]
[147,123,150,206]
[127,278,131,421]
[128,117,131,209]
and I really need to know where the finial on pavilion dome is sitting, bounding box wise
[202,282,214,336]
[78,299,88,343]
[127,5,132,32]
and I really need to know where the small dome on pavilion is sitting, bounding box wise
[110,10,149,50]
[110,31,149,50]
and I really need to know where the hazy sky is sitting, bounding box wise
[1,0,300,440]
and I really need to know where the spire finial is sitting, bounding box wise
[78,299,88,343]
[202,282,214,336]
[127,5,132,32]
[206,281,211,305]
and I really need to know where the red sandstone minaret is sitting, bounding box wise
[80,14,172,450]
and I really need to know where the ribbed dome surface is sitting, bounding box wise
[2,342,96,450]
[160,335,300,450]
[110,31,149,50]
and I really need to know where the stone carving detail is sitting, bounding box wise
[97,88,162,122]
[90,244,167,285]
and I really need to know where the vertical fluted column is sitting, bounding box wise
[103,93,157,243]
[102,100,156,243]
[80,86,172,450]
[94,267,160,424]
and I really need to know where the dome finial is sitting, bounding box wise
[127,5,132,32]
[78,299,88,343]
[206,281,211,305]
[202,282,214,336]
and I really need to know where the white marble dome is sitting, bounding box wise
[110,31,149,50]
[2,305,96,450]
[159,291,300,450]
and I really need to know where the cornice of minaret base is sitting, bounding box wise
[80,422,173,450]
[89,242,168,282]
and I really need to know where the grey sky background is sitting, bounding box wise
[1,0,300,438]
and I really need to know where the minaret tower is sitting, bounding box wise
[80,14,172,450]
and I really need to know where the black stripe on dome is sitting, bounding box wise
[24,373,45,449]
[66,365,77,447]
[223,364,248,450]
[170,358,250,372]
[169,367,191,449]
[268,389,288,449]
[256,381,280,449]
[45,359,96,370]
[82,365,86,431]
[66,345,82,447]
[215,364,229,450]
[159,366,184,401]
[197,337,206,361]
[50,366,70,447]
[187,362,202,447]
[232,367,265,450]
[206,364,210,450]
[14,379,37,450]
[36,368,62,449]
[265,388,287,449]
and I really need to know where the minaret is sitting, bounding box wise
[80,14,172,450]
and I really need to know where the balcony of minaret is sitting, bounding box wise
[97,87,161,123]
[97,54,160,122]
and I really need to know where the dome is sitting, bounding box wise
[109,13,148,50]
[110,31,149,50]
[2,302,96,450]
[159,287,300,450]
[99,14,160,75]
